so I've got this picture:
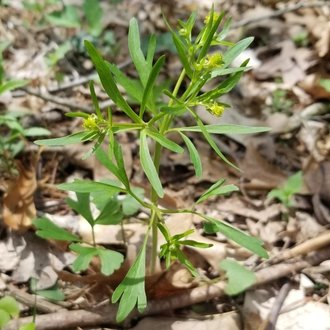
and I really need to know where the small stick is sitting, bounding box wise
[260,283,291,330]
[6,284,66,314]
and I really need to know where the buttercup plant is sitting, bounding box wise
[35,8,269,322]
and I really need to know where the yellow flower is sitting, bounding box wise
[82,114,98,130]
[205,53,223,69]
[208,103,225,117]
[204,12,220,25]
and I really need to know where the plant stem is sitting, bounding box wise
[149,69,186,274]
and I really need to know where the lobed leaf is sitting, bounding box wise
[220,259,256,295]
[33,217,80,242]
[111,244,147,322]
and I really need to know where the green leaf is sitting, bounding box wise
[0,79,28,95]
[35,285,65,301]
[320,79,330,92]
[179,240,212,249]
[203,216,268,259]
[23,127,51,137]
[70,244,97,273]
[139,130,164,198]
[219,259,256,295]
[0,309,10,328]
[197,11,225,62]
[83,0,103,37]
[211,66,250,78]
[95,147,128,188]
[0,296,19,317]
[122,188,144,216]
[195,116,239,171]
[95,198,123,225]
[98,248,124,276]
[46,6,80,28]
[108,63,144,104]
[284,171,303,195]
[177,124,270,135]
[179,132,202,177]
[112,244,147,322]
[146,129,184,154]
[57,179,125,194]
[33,217,80,242]
[89,81,102,119]
[19,322,36,330]
[128,18,148,86]
[34,131,90,146]
[172,33,192,77]
[66,193,94,225]
[140,55,165,116]
[223,37,254,66]
[197,181,239,203]
[113,140,130,187]
[84,41,141,123]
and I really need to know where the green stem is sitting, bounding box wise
[149,69,186,274]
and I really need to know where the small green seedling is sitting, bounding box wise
[268,171,303,208]
[35,9,270,322]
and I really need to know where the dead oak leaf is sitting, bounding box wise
[2,161,37,231]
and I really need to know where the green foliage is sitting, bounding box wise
[0,296,19,329]
[220,259,256,295]
[271,88,294,114]
[35,9,269,322]
[268,171,303,208]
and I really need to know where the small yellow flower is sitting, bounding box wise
[82,114,98,130]
[208,103,225,117]
[204,12,220,25]
[205,53,223,69]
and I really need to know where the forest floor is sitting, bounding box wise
[0,0,330,329]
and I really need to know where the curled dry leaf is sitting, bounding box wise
[2,160,37,231]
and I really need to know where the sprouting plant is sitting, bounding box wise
[271,88,294,114]
[35,9,270,322]
[268,171,303,209]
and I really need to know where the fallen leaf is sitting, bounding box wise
[2,160,37,231]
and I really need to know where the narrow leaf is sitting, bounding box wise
[177,124,270,135]
[84,41,141,123]
[35,131,89,146]
[179,132,202,177]
[139,130,164,198]
[146,129,184,154]
[223,37,254,66]
[57,179,125,194]
[140,55,165,116]
[197,183,239,204]
[203,216,268,259]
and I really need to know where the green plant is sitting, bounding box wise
[271,88,294,114]
[268,171,303,208]
[0,44,50,177]
[0,296,35,330]
[35,9,269,322]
